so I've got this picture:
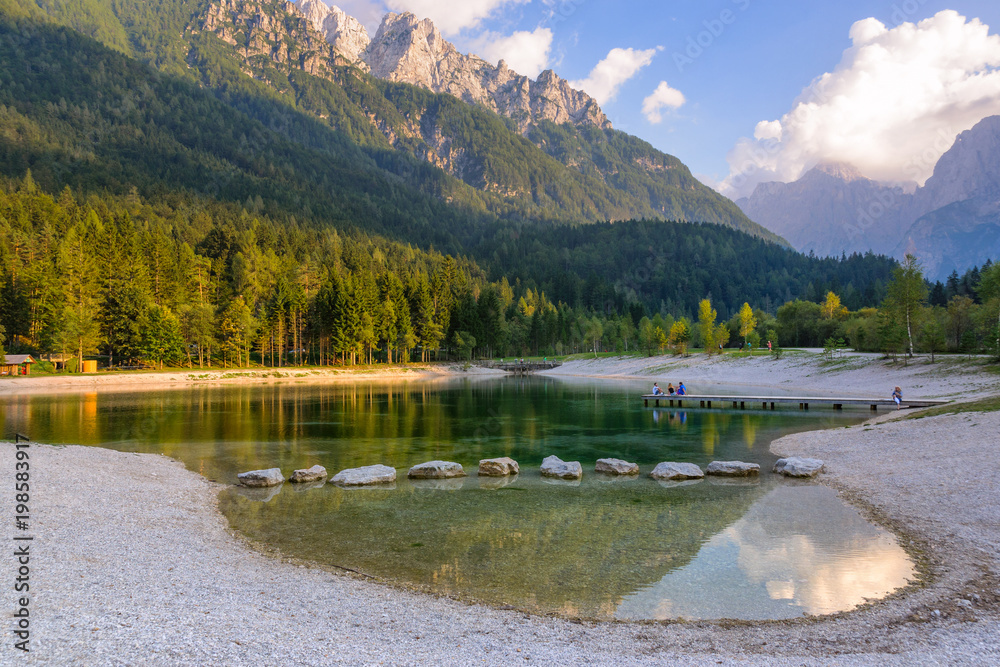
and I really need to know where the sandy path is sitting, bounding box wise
[2,354,999,665]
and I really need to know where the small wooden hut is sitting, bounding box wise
[1,354,35,376]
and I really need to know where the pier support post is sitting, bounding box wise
[740,401,745,410]
[770,402,775,410]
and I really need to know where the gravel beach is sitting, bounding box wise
[2,354,999,665]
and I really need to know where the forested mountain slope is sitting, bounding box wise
[4,0,774,237]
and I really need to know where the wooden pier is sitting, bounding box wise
[481,361,563,375]
[641,393,950,411]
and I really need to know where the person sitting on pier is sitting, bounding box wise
[652,382,664,396]
[677,382,686,395]
[892,386,902,409]
[666,383,676,395]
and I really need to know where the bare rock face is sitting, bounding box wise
[772,457,825,478]
[330,464,396,486]
[649,462,704,481]
[289,464,328,483]
[594,458,639,475]
[407,460,467,479]
[294,1,370,65]
[197,0,353,77]
[237,468,285,487]
[540,455,583,480]
[478,457,519,477]
[706,461,760,477]
[361,13,609,133]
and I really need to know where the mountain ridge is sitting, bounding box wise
[737,117,1000,277]
[290,1,609,133]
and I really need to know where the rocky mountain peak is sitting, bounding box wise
[809,162,867,182]
[289,3,610,133]
[364,11,468,86]
[294,1,370,64]
[917,115,1000,210]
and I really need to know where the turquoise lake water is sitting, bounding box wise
[0,375,915,620]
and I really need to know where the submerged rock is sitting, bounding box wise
[540,455,583,480]
[237,468,284,487]
[408,460,467,479]
[773,457,825,478]
[289,465,328,483]
[233,485,283,502]
[409,477,465,491]
[478,457,519,477]
[706,460,760,477]
[478,474,519,490]
[331,464,397,486]
[595,458,639,475]
[649,462,704,480]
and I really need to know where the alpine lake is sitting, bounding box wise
[1,375,916,621]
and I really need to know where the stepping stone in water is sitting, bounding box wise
[478,457,519,477]
[289,465,327,483]
[649,462,704,480]
[706,460,760,477]
[331,464,397,486]
[408,460,467,479]
[772,457,825,478]
[540,455,583,480]
[237,468,284,487]
[595,458,639,475]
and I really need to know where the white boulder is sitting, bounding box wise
[706,460,760,477]
[237,468,284,487]
[289,465,327,483]
[331,464,397,486]
[407,460,467,479]
[595,458,639,475]
[540,455,583,480]
[478,457,519,477]
[649,462,705,480]
[773,457,825,478]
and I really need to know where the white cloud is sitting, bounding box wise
[570,47,660,104]
[384,0,530,35]
[642,81,685,123]
[719,10,1000,199]
[468,27,554,78]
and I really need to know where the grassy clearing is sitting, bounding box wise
[908,395,1000,418]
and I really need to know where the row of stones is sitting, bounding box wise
[237,456,824,488]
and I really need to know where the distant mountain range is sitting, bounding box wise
[736,116,1000,279]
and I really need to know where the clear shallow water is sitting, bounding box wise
[0,376,915,620]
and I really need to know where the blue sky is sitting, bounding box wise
[328,1,1000,196]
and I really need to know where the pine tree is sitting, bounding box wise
[138,304,184,370]
[977,262,1000,357]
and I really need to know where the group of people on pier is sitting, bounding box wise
[651,382,685,397]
